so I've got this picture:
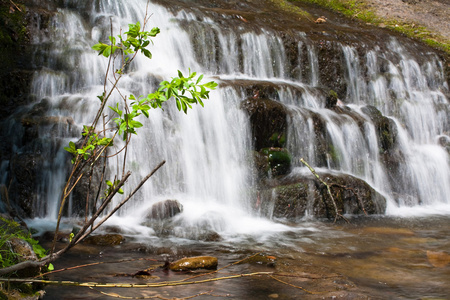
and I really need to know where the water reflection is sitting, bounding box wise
[41,216,450,299]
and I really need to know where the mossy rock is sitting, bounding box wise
[259,147,292,176]
[361,105,397,153]
[259,172,386,220]
[169,256,218,271]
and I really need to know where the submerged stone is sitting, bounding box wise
[169,256,218,271]
[83,234,124,246]
[427,250,450,268]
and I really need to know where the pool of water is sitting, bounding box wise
[40,216,450,299]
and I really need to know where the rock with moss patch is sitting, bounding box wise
[259,172,386,219]
[260,147,292,176]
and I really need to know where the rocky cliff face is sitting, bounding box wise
[0,0,448,219]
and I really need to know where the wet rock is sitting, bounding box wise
[259,172,386,219]
[169,256,218,271]
[437,135,450,155]
[146,199,183,220]
[8,153,42,218]
[361,105,397,153]
[7,237,38,262]
[71,152,105,217]
[202,231,222,242]
[427,250,450,268]
[83,234,124,246]
[40,230,71,243]
[3,237,40,277]
[172,228,223,242]
[317,41,347,98]
[362,227,415,236]
[240,97,287,151]
[259,147,292,176]
[325,90,338,108]
[241,254,277,267]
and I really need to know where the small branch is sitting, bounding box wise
[0,272,273,287]
[9,0,21,12]
[300,158,349,223]
[82,161,165,237]
[89,288,213,299]
[70,171,131,245]
[269,275,322,295]
[35,258,157,278]
[329,183,368,215]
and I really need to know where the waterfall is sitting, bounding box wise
[1,0,449,236]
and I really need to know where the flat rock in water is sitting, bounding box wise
[83,234,124,246]
[427,250,450,268]
[169,256,218,271]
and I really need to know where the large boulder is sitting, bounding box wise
[145,199,183,220]
[259,172,386,220]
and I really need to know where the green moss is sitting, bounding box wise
[0,217,47,270]
[268,0,313,21]
[0,2,28,46]
[287,0,450,54]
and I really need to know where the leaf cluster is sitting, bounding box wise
[109,70,218,141]
[92,22,160,60]
[58,16,217,248]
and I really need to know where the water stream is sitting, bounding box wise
[0,0,449,297]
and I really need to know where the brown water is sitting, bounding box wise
[42,216,450,299]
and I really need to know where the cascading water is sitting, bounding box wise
[1,0,449,240]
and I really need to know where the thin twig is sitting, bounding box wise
[0,272,273,287]
[89,288,213,300]
[300,158,349,223]
[35,258,157,278]
[83,161,165,237]
[329,183,368,215]
[270,275,322,295]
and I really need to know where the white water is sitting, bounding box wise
[5,0,450,238]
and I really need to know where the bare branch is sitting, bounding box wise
[300,158,349,223]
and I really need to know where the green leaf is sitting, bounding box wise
[196,74,204,85]
[204,81,218,89]
[48,263,54,271]
[142,48,152,59]
[149,27,160,37]
[108,36,116,45]
[103,46,112,57]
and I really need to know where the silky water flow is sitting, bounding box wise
[3,0,450,241]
